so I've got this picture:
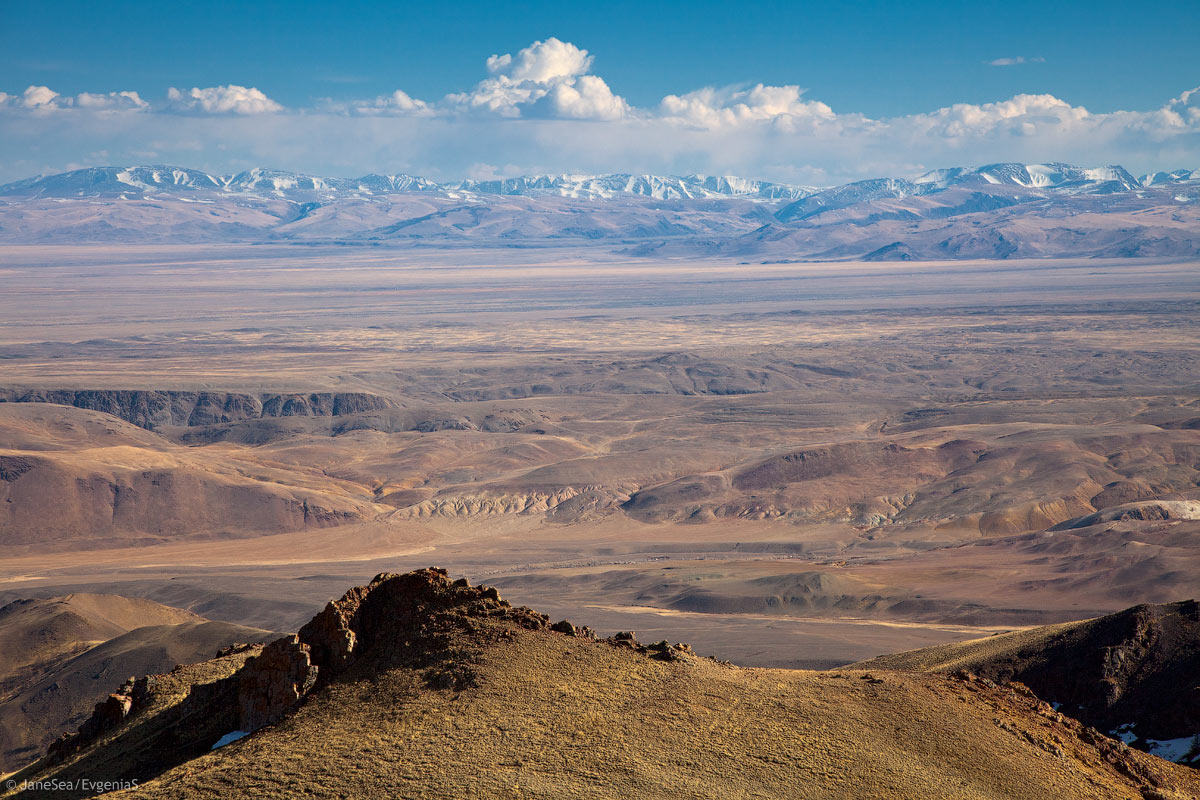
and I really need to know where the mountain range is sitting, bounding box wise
[1,162,1197,259]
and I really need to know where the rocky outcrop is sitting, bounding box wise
[393,487,625,520]
[236,636,318,732]
[0,389,395,430]
[946,601,1200,742]
[1053,500,1200,529]
[232,569,552,734]
[46,676,157,762]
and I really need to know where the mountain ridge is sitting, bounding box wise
[2,162,1197,258]
[3,161,1197,203]
[8,569,1200,800]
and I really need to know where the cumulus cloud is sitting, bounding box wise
[166,84,282,114]
[903,93,1090,138]
[445,37,628,120]
[986,56,1046,67]
[337,89,434,117]
[0,85,148,111]
[1163,87,1200,125]
[21,85,60,108]
[74,91,149,110]
[660,84,837,127]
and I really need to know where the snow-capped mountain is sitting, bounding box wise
[0,166,226,198]
[1140,169,1200,186]
[916,163,1142,192]
[440,174,815,201]
[775,162,1161,222]
[3,162,1191,207]
[0,162,1195,259]
[0,167,816,202]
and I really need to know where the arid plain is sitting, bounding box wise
[1,243,1198,674]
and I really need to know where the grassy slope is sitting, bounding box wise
[101,624,1200,799]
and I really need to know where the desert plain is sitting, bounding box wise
[1,243,1198,672]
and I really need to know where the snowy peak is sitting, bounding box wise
[1,163,1193,208]
[0,167,818,203]
[441,173,816,201]
[776,177,921,222]
[354,174,441,193]
[0,166,224,198]
[1140,169,1200,186]
[915,163,1142,193]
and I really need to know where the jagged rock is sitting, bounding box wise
[236,636,318,733]
[607,631,640,649]
[216,642,261,658]
[46,679,140,762]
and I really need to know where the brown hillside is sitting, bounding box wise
[7,570,1199,799]
[853,600,1200,746]
[0,595,269,774]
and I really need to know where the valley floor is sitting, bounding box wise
[0,245,1197,668]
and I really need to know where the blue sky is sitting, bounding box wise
[1,0,1197,183]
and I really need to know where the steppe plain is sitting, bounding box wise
[1,243,1198,670]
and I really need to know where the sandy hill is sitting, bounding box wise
[0,594,198,690]
[0,404,388,550]
[0,595,271,774]
[7,570,1198,799]
[854,600,1200,753]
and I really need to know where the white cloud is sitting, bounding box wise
[21,85,61,108]
[166,85,282,114]
[74,90,148,110]
[903,93,1090,138]
[337,89,434,117]
[0,85,148,111]
[660,84,836,127]
[1164,86,1200,125]
[1,40,1198,184]
[986,56,1046,67]
[445,37,628,120]
[487,37,591,83]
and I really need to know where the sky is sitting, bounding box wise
[1,0,1198,184]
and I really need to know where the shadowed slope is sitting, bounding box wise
[854,600,1200,759]
[0,594,270,774]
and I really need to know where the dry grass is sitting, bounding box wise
[25,617,1197,800]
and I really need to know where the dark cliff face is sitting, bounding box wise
[963,600,1200,741]
[0,389,395,429]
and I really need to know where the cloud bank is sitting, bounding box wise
[986,56,1047,67]
[165,85,283,115]
[2,37,1197,184]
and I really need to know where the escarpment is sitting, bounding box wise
[0,388,396,429]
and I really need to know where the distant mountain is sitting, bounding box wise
[1140,168,1200,186]
[775,162,1153,223]
[0,162,1196,258]
[917,162,1143,192]
[0,166,817,202]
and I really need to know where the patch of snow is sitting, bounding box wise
[1111,723,1138,745]
[211,730,249,750]
[1109,724,1200,764]
[1146,735,1200,764]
